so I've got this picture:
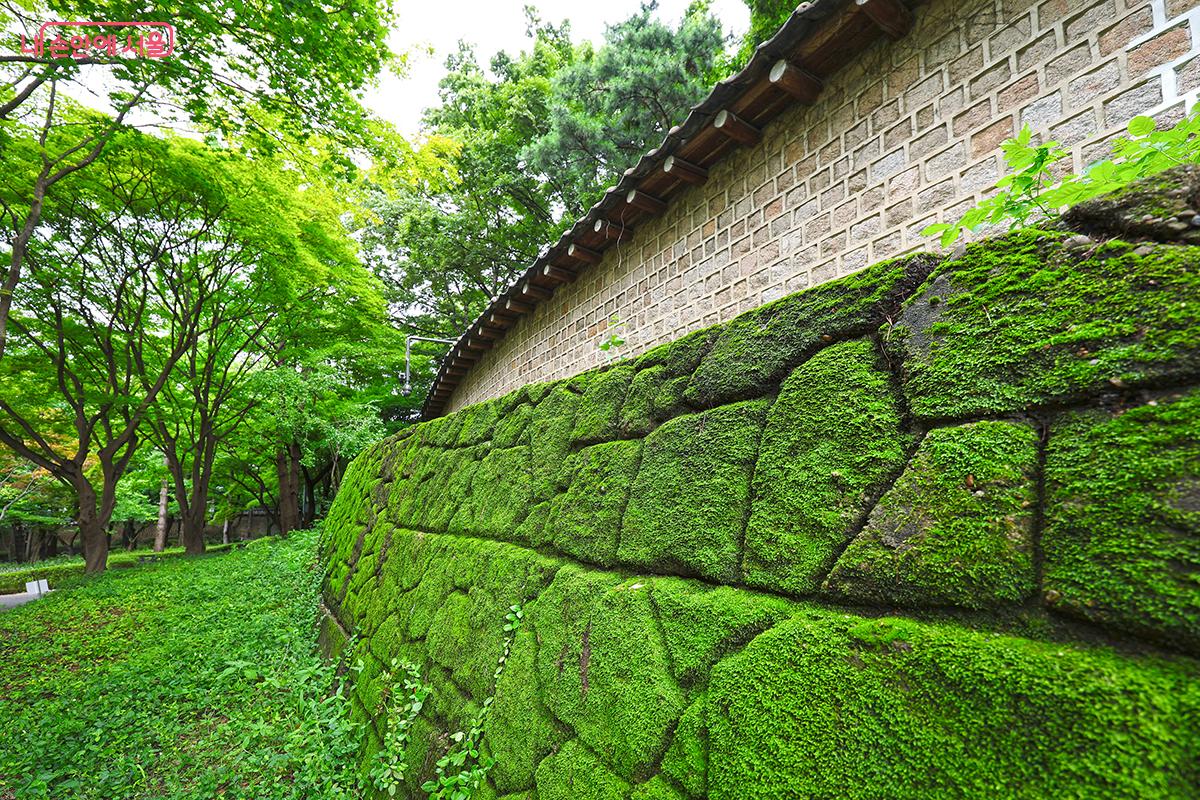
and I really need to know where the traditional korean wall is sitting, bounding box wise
[320,170,1200,798]
[447,0,1200,411]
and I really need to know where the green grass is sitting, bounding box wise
[0,543,237,594]
[0,531,366,800]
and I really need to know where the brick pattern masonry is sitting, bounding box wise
[447,0,1200,412]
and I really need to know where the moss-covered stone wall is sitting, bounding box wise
[321,173,1200,798]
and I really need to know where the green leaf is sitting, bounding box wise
[1128,115,1156,137]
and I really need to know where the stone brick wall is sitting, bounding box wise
[448,0,1199,412]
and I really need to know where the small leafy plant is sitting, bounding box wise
[924,110,1200,247]
[598,314,626,358]
[421,604,524,800]
[371,659,432,797]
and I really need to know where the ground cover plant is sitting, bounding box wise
[0,544,236,594]
[0,532,367,799]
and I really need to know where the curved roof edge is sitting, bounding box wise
[422,0,920,418]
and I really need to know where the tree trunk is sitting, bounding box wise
[153,477,169,552]
[276,444,301,537]
[80,517,109,574]
[11,522,24,563]
[222,518,229,545]
[78,482,110,574]
[122,520,136,551]
[180,507,206,556]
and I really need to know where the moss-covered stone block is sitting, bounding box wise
[619,400,768,583]
[631,776,686,800]
[572,362,635,445]
[534,739,630,800]
[686,255,935,407]
[456,398,502,446]
[547,440,642,567]
[492,402,532,449]
[650,578,797,685]
[462,445,532,542]
[1063,164,1200,244]
[513,500,551,548]
[825,419,1040,609]
[426,591,474,672]
[743,339,912,596]
[659,695,707,799]
[411,446,482,532]
[618,365,667,436]
[488,627,569,793]
[889,232,1200,421]
[633,323,718,374]
[706,613,1200,799]
[653,375,690,419]
[534,567,685,781]
[1043,390,1200,653]
[531,385,583,500]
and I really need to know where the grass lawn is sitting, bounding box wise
[0,544,238,595]
[0,531,366,800]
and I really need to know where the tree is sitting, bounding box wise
[522,1,727,219]
[0,0,396,359]
[0,129,259,572]
[736,0,801,64]
[360,3,728,345]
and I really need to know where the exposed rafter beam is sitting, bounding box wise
[567,243,601,264]
[713,109,762,146]
[663,155,709,185]
[769,59,823,102]
[856,0,912,40]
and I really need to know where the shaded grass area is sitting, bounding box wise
[0,543,237,594]
[0,531,364,800]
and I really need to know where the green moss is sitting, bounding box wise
[631,776,686,800]
[516,500,553,548]
[825,420,1040,609]
[572,362,636,445]
[534,739,630,800]
[460,445,533,542]
[618,365,667,436]
[706,612,1200,799]
[654,375,690,419]
[743,339,912,596]
[1063,164,1200,238]
[686,254,935,407]
[429,445,485,532]
[531,385,583,500]
[1043,389,1200,653]
[650,577,797,685]
[620,326,720,428]
[493,402,532,449]
[488,627,570,793]
[417,413,453,447]
[889,233,1200,421]
[456,398,502,446]
[619,400,768,583]
[426,591,474,674]
[534,566,685,781]
[659,696,708,799]
[547,440,642,566]
[524,380,555,406]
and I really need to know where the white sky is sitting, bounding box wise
[365,0,751,137]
